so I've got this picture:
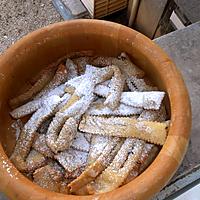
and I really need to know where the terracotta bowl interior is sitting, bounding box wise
[0,20,191,200]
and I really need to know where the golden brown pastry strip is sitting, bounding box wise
[55,149,88,176]
[123,143,158,184]
[91,54,144,78]
[33,134,54,158]
[10,130,37,172]
[124,106,167,184]
[66,59,78,80]
[68,137,123,193]
[46,95,94,153]
[73,57,92,75]
[126,76,157,92]
[79,116,169,145]
[26,149,47,172]
[71,132,90,152]
[87,135,110,165]
[103,65,124,110]
[67,76,165,110]
[59,93,80,112]
[10,98,42,119]
[10,96,62,171]
[33,164,62,192]
[9,66,56,108]
[66,65,125,110]
[87,99,142,116]
[35,64,68,99]
[48,161,65,182]
[138,105,167,122]
[87,139,144,194]
[47,66,121,153]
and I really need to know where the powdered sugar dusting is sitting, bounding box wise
[87,99,142,116]
[11,119,23,140]
[55,149,88,173]
[121,91,165,110]
[127,77,157,91]
[71,131,90,152]
[135,121,153,134]
[87,135,110,165]
[24,95,61,134]
[8,52,168,194]
[66,59,78,80]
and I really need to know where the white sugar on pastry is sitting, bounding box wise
[87,135,110,165]
[94,84,110,97]
[103,66,124,110]
[55,149,88,174]
[24,95,62,134]
[95,85,165,110]
[120,91,165,110]
[73,56,91,75]
[46,94,94,153]
[66,59,78,80]
[126,76,157,92]
[88,139,144,194]
[45,84,66,98]
[35,64,68,99]
[71,132,90,152]
[10,98,43,119]
[138,105,167,122]
[33,134,54,158]
[65,75,84,89]
[26,149,47,172]
[11,119,23,140]
[87,99,142,116]
[84,133,92,143]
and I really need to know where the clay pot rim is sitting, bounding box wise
[0,19,191,200]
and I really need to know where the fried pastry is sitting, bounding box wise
[91,55,144,78]
[26,149,47,172]
[126,76,157,92]
[10,87,69,119]
[9,65,56,108]
[46,95,94,153]
[87,135,110,165]
[66,58,79,80]
[33,134,54,158]
[87,99,142,116]
[102,65,124,110]
[124,106,167,183]
[9,52,170,195]
[94,86,165,110]
[87,139,144,194]
[33,164,62,192]
[71,132,90,152]
[79,116,169,145]
[68,138,123,193]
[10,95,62,171]
[73,57,92,75]
[55,149,88,177]
[10,98,43,119]
[124,143,158,184]
[67,65,125,110]
[35,64,68,99]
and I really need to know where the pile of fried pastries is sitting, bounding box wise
[9,51,170,195]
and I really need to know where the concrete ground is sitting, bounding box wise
[0,0,62,53]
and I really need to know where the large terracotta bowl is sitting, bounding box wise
[0,19,191,200]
